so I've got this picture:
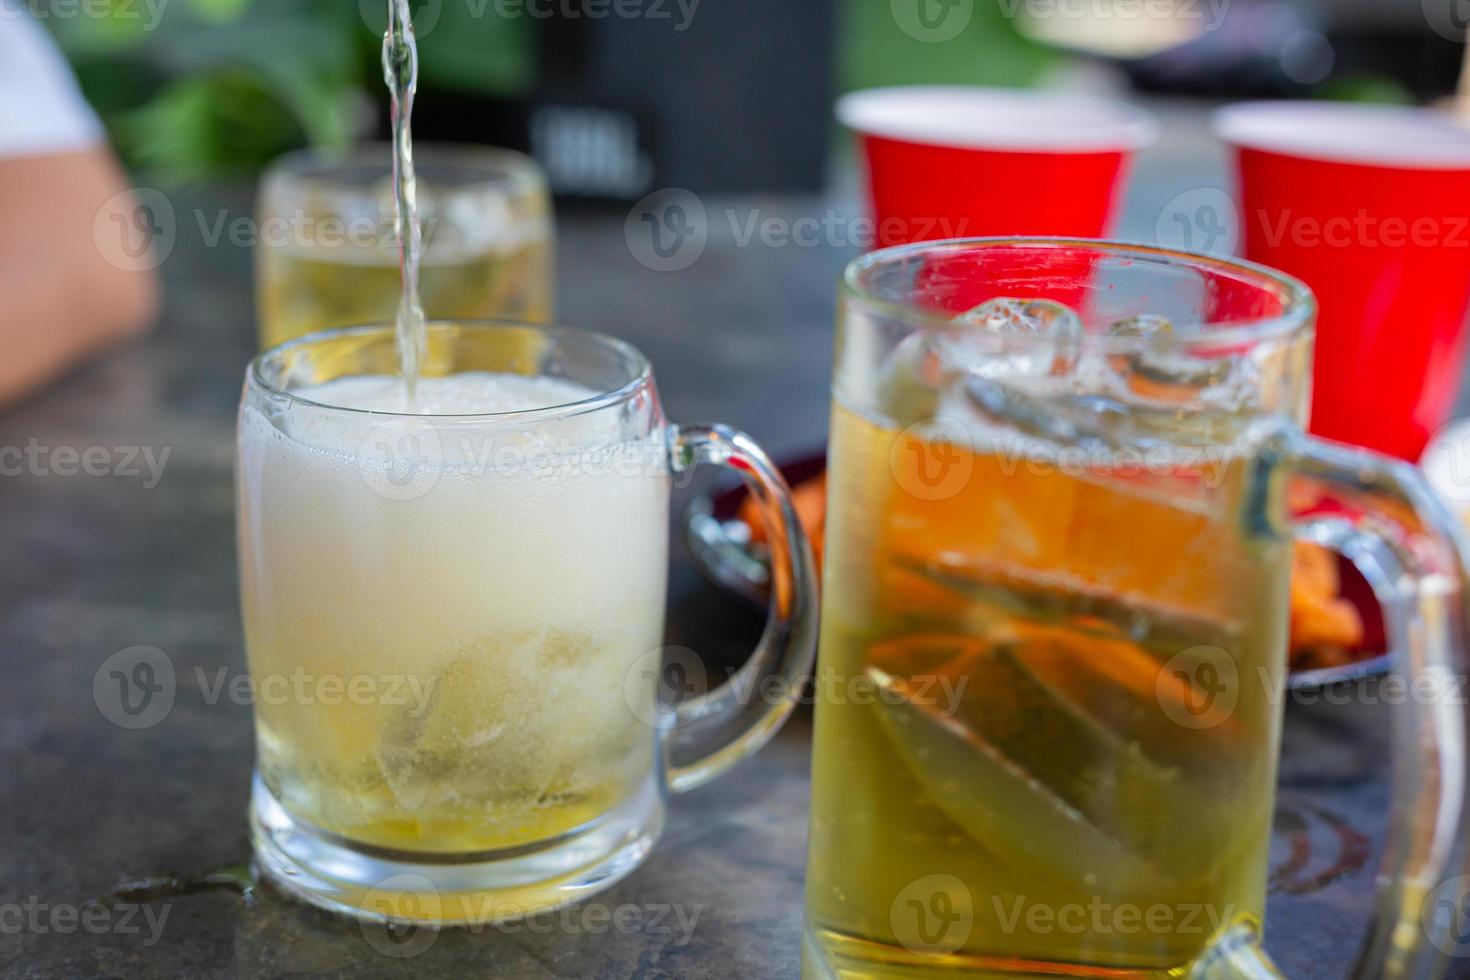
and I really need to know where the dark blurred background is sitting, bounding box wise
[37,0,1470,198]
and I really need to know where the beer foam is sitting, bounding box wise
[293,371,598,416]
[244,370,646,475]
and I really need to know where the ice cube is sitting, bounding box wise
[876,332,949,427]
[965,373,1254,469]
[371,630,640,830]
[963,365,1257,522]
[373,667,450,813]
[1105,315,1243,407]
[1105,314,1172,375]
[965,376,1159,454]
[1107,313,1174,341]
[875,299,1083,426]
[948,298,1083,379]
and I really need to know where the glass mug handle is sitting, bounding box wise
[659,423,821,793]
[1198,427,1470,979]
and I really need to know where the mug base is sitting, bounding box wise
[802,923,1200,980]
[249,772,665,926]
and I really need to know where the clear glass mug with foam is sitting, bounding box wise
[804,239,1470,979]
[237,321,818,924]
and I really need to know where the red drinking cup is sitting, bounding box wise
[836,86,1155,249]
[1217,101,1470,461]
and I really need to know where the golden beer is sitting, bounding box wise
[805,394,1290,976]
[257,238,552,351]
[254,144,553,350]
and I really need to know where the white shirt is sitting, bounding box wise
[0,6,102,157]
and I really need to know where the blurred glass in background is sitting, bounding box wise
[255,144,552,348]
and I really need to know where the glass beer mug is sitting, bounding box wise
[238,321,817,923]
[804,239,1470,978]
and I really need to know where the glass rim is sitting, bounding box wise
[839,236,1316,352]
[261,141,547,202]
[247,320,654,422]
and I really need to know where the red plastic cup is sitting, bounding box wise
[1217,102,1470,461]
[836,86,1155,249]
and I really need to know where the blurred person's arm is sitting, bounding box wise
[0,151,159,407]
[0,12,158,409]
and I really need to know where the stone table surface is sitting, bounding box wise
[0,172,1455,979]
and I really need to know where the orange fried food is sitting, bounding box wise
[740,472,825,573]
[1288,540,1364,668]
[738,468,1365,668]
